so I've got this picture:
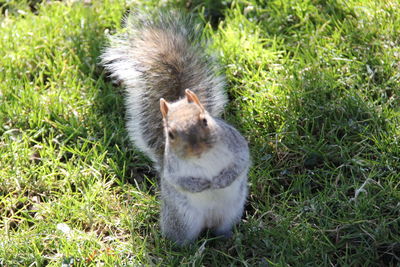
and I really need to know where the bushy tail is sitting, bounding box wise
[101,10,227,164]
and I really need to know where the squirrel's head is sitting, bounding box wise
[160,89,216,158]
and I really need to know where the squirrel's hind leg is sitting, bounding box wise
[212,187,247,240]
[160,201,204,246]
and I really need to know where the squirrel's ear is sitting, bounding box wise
[185,89,204,111]
[160,98,169,119]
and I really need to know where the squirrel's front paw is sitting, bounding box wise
[177,176,211,193]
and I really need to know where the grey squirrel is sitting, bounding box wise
[101,10,250,245]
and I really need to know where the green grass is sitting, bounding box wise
[1,0,399,265]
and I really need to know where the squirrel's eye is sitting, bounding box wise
[168,131,175,139]
[202,118,208,127]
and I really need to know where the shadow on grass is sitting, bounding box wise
[220,2,399,265]
[61,1,398,265]
[241,0,394,183]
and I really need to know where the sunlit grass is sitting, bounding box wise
[1,0,399,265]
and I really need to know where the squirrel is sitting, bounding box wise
[101,10,250,245]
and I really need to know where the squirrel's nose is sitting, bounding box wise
[192,143,200,151]
[187,142,203,157]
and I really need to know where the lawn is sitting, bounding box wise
[0,0,399,266]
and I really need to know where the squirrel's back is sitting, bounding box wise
[101,10,227,165]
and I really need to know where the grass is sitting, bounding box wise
[0,0,399,265]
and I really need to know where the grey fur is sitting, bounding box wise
[160,117,250,245]
[101,10,250,246]
[211,119,250,189]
